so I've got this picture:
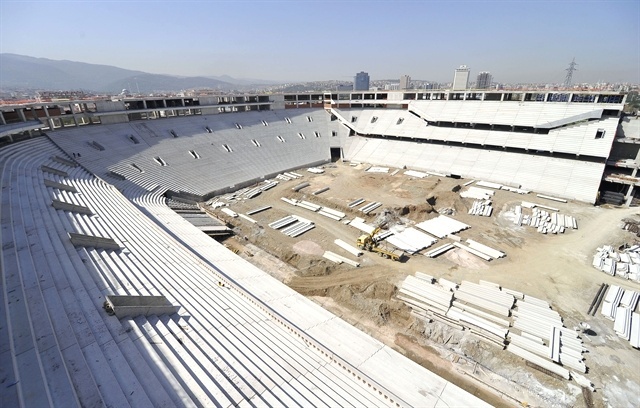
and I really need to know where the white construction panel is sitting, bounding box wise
[416,215,470,239]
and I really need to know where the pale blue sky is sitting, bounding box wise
[1,0,638,83]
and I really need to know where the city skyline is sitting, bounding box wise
[0,1,638,84]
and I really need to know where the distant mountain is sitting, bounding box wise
[0,54,275,92]
[210,74,281,86]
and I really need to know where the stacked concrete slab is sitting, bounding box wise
[397,275,587,380]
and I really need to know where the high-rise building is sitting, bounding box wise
[354,71,370,91]
[400,75,411,90]
[452,65,470,90]
[476,71,493,89]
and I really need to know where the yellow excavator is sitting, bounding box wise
[356,227,404,261]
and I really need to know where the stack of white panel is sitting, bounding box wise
[269,215,315,237]
[360,201,382,214]
[466,239,506,259]
[601,285,624,320]
[630,313,640,348]
[318,206,345,220]
[322,251,360,267]
[454,281,514,317]
[424,243,455,258]
[614,290,639,340]
[476,180,502,189]
[517,205,577,234]
[280,219,315,237]
[348,217,376,234]
[550,327,587,373]
[446,307,509,346]
[513,299,563,342]
[268,215,297,229]
[398,275,454,316]
[614,307,634,340]
[220,207,238,218]
[512,297,586,373]
[501,186,529,194]
[593,245,640,282]
[468,200,493,217]
[298,200,322,211]
[506,344,571,380]
[404,170,429,178]
[334,239,363,257]
[513,205,523,226]
[386,228,437,254]
[460,186,494,200]
[452,242,493,261]
[415,215,470,238]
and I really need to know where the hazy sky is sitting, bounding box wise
[1,0,638,84]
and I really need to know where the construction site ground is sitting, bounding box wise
[206,162,640,408]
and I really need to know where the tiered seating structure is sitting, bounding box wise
[336,102,618,203]
[49,109,333,199]
[337,104,618,159]
[343,136,605,203]
[0,137,489,407]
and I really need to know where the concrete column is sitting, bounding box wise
[625,184,635,206]
[0,112,6,125]
[17,109,26,122]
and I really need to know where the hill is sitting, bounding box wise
[0,54,275,92]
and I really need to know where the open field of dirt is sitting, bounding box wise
[207,162,640,408]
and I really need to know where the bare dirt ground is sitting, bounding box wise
[210,162,640,408]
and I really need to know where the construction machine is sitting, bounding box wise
[356,227,404,261]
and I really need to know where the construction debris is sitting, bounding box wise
[622,218,640,236]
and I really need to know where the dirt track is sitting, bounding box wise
[211,162,640,408]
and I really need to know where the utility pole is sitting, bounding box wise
[564,58,578,88]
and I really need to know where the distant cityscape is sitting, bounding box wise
[1,60,638,105]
